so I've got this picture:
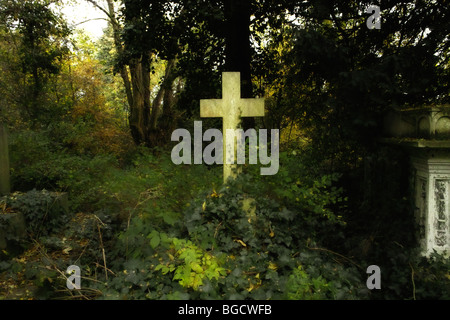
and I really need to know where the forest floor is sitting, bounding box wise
[0,211,97,300]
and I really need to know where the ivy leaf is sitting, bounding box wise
[150,234,161,248]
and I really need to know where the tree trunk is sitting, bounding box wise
[223,0,255,129]
[93,0,179,147]
[160,61,179,143]
[151,59,176,129]
[105,0,134,119]
[128,58,151,145]
[148,59,177,146]
[0,124,11,196]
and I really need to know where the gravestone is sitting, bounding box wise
[383,105,450,256]
[0,209,26,255]
[200,72,265,183]
[0,124,10,195]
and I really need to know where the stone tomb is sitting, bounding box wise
[383,105,450,255]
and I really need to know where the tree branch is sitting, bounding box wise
[84,0,118,28]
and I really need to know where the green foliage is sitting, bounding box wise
[8,128,122,212]
[5,189,68,237]
[242,149,348,247]
[2,141,450,300]
[0,0,71,124]
[257,1,450,172]
[67,144,365,300]
[413,253,450,300]
[285,265,334,300]
[265,150,346,222]
[150,231,226,290]
[179,170,365,299]
[360,243,450,300]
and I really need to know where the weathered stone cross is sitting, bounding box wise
[200,72,264,183]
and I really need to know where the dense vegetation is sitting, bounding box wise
[0,0,449,300]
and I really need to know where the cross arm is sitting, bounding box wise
[238,99,265,117]
[200,99,225,118]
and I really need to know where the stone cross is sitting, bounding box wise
[200,72,264,183]
[0,124,10,195]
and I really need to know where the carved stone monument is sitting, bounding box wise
[383,105,450,255]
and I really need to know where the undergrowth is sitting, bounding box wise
[1,131,450,300]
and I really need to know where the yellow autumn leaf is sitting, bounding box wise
[268,262,278,271]
[247,277,262,292]
[234,239,247,247]
[211,189,219,198]
[248,281,255,292]
[202,201,206,211]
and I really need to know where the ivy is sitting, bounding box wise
[149,231,226,291]
[285,265,334,300]
[180,172,366,299]
[5,189,69,237]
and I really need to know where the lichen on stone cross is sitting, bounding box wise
[200,72,265,183]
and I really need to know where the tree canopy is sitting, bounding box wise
[115,0,449,152]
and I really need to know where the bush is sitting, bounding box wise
[285,265,334,300]
[7,137,449,301]
[181,173,366,299]
[89,165,367,300]
[5,189,69,237]
[9,128,121,212]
